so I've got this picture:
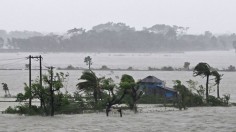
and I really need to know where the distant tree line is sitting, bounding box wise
[1,22,236,52]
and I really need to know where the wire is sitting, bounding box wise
[0,59,27,67]
[0,57,26,61]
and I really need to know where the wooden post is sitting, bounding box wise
[39,55,43,108]
[49,66,55,116]
[29,55,32,108]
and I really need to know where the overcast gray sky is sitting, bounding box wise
[0,0,235,34]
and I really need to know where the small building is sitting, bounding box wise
[139,76,177,99]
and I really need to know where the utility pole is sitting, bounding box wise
[39,55,43,108]
[49,66,55,116]
[28,55,32,108]
[27,55,43,109]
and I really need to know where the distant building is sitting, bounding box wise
[139,76,177,99]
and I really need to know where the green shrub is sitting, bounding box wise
[56,103,84,114]
[208,95,224,106]
[5,106,17,114]
[5,104,42,115]
[190,94,204,106]
[137,95,164,104]
[222,94,230,105]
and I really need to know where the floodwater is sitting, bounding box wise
[1,70,235,102]
[0,50,235,100]
[0,50,236,69]
[0,50,236,131]
[0,106,235,132]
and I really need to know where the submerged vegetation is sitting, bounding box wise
[3,57,232,116]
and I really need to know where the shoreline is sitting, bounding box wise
[0,68,235,72]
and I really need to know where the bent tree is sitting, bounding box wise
[120,74,143,113]
[193,62,211,103]
[101,78,126,117]
[77,71,102,105]
[211,70,223,98]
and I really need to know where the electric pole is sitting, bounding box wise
[49,66,55,116]
[27,55,43,109]
[28,55,32,108]
[39,55,43,108]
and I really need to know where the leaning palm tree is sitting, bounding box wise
[193,62,211,103]
[76,71,100,103]
[211,70,223,98]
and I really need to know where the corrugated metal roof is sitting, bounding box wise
[140,76,164,83]
[161,87,177,92]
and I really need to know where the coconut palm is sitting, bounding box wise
[76,71,101,103]
[193,62,211,103]
[2,83,10,97]
[211,70,223,98]
[183,62,190,70]
[84,56,92,70]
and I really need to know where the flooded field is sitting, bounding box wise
[0,51,236,131]
[0,70,236,102]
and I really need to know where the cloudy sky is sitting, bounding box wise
[0,0,235,34]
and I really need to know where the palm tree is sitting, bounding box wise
[2,83,10,97]
[193,62,211,103]
[183,62,190,70]
[76,71,100,103]
[211,70,223,98]
[84,56,92,70]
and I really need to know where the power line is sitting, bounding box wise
[27,55,43,108]
[0,59,27,67]
[0,57,26,61]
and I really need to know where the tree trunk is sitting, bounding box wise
[206,75,209,103]
[41,99,48,116]
[50,89,54,116]
[217,84,220,98]
[106,90,126,117]
[4,90,7,96]
[94,89,98,103]
[106,104,112,117]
